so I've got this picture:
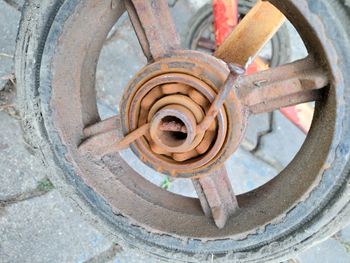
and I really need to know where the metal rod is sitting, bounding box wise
[197,64,245,133]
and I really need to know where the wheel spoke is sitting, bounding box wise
[125,0,181,61]
[237,57,329,114]
[192,167,239,229]
[214,0,285,66]
[78,116,149,158]
[83,116,120,138]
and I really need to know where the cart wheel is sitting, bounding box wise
[16,0,350,262]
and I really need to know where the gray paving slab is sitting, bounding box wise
[110,251,163,263]
[0,1,19,89]
[226,147,279,194]
[3,0,24,11]
[0,111,47,199]
[0,190,113,263]
[339,224,350,243]
[96,13,146,116]
[242,113,272,152]
[255,111,306,170]
[296,238,350,263]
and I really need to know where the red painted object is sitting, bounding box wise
[213,0,309,134]
[213,0,238,46]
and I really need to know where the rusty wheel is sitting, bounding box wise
[16,0,350,262]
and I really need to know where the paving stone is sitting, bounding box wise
[3,0,24,11]
[226,147,278,194]
[296,238,350,263]
[0,190,112,263]
[339,224,350,243]
[109,250,163,263]
[0,112,47,199]
[119,148,198,197]
[171,0,197,41]
[254,111,306,170]
[242,113,272,152]
[0,1,19,89]
[96,13,146,116]
[286,21,308,62]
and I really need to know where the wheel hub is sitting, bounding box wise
[121,51,248,178]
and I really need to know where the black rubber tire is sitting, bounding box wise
[183,0,291,67]
[16,0,350,262]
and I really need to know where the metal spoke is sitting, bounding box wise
[214,0,285,66]
[125,0,181,61]
[192,167,239,229]
[78,116,149,158]
[237,57,329,114]
[83,116,119,138]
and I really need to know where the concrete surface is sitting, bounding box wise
[0,0,19,89]
[1,0,350,262]
[0,112,47,200]
[0,190,112,263]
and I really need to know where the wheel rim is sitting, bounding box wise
[39,0,344,252]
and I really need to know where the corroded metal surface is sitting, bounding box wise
[197,63,245,133]
[79,123,150,157]
[67,0,333,232]
[193,167,239,228]
[120,52,242,178]
[125,0,180,61]
[79,54,327,176]
[237,56,327,114]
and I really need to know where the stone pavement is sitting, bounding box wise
[0,1,350,262]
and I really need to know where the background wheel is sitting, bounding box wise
[183,1,291,67]
[16,0,350,262]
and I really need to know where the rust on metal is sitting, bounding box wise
[197,64,245,133]
[83,116,120,138]
[78,123,150,157]
[79,61,242,166]
[50,0,335,234]
[77,21,329,232]
[159,120,188,133]
[125,0,181,61]
[150,104,198,153]
[236,57,328,114]
[193,167,239,228]
[119,53,239,178]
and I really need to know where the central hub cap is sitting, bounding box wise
[121,51,247,178]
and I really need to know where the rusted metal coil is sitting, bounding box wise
[120,52,247,177]
[128,73,226,174]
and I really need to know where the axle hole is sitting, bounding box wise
[159,116,188,147]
